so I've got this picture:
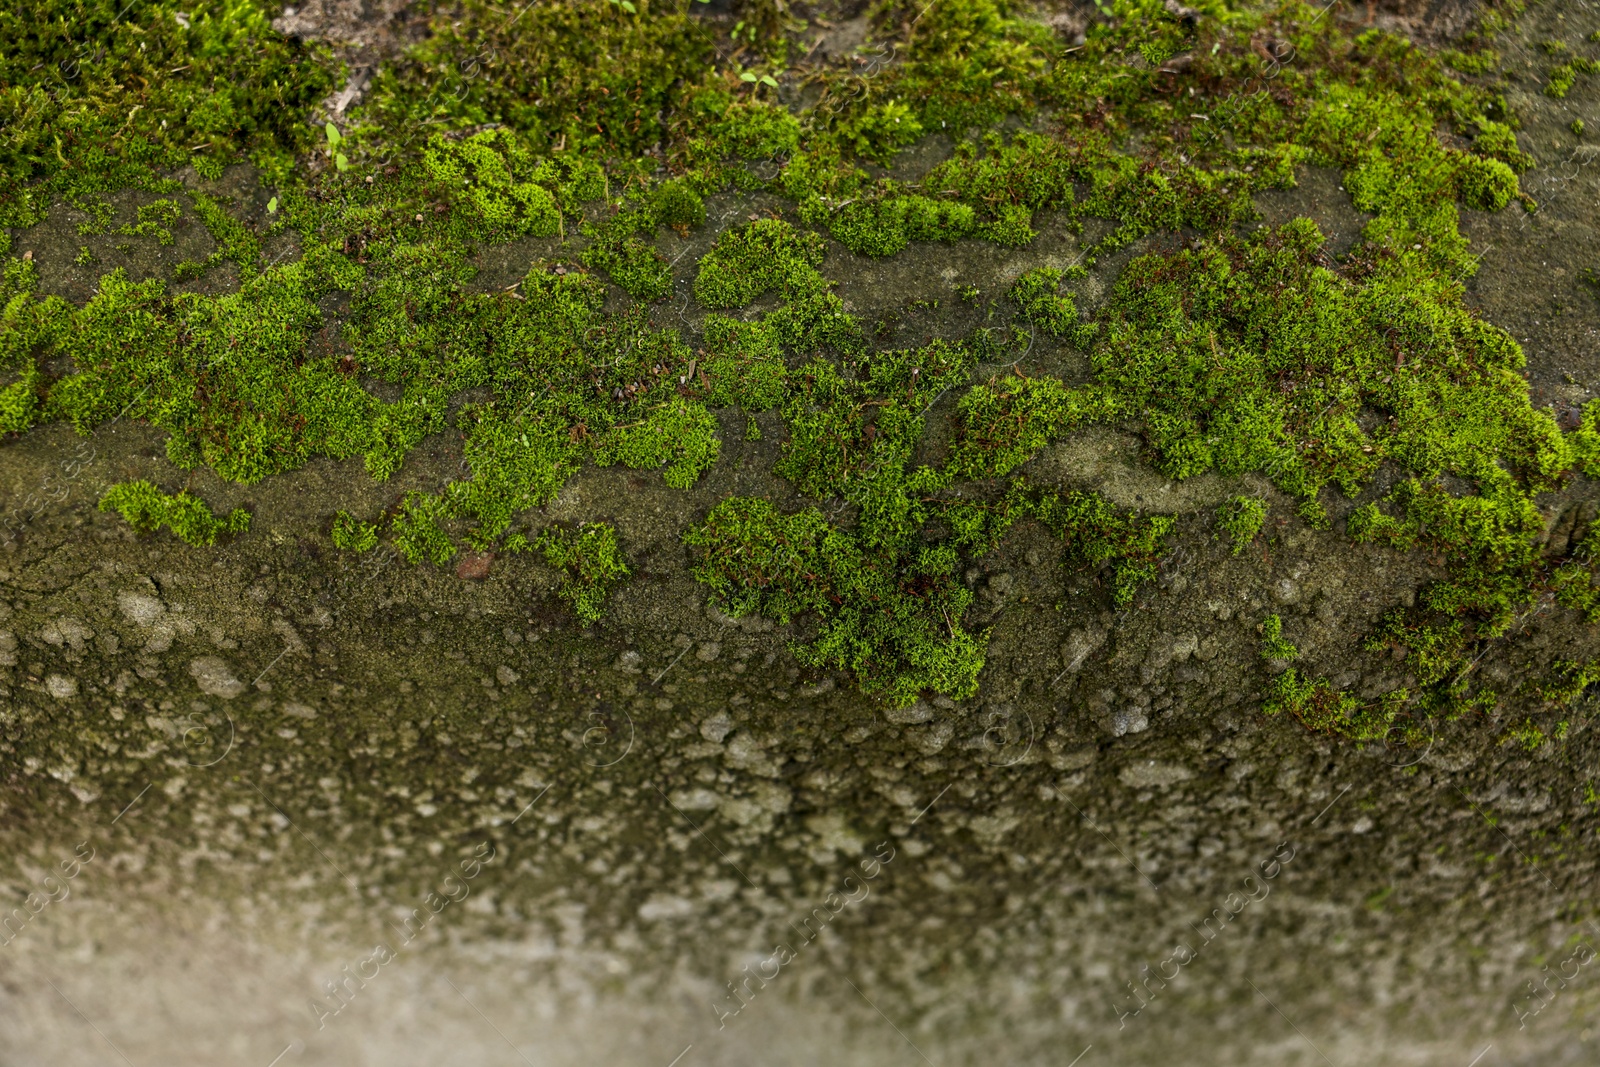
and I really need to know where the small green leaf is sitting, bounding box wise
[760,74,778,87]
[335,152,349,171]
[324,122,340,148]
[740,71,758,82]
[620,0,635,10]
[266,196,278,214]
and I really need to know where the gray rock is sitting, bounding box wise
[1109,707,1150,736]
[1060,626,1108,673]
[1118,759,1194,788]
[699,712,734,744]
[885,700,935,724]
[188,656,244,699]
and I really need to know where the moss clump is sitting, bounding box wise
[98,480,249,546]
[1545,58,1600,98]
[116,199,181,246]
[829,195,975,258]
[1554,519,1600,623]
[42,260,370,484]
[699,316,787,412]
[516,522,630,622]
[1474,121,1534,173]
[685,497,986,706]
[1008,268,1078,338]
[0,363,43,435]
[1,0,1589,722]
[693,219,826,309]
[1260,614,1397,740]
[1456,155,1519,212]
[1533,659,1600,707]
[1088,218,1566,537]
[943,374,1113,482]
[687,324,1174,705]
[0,0,334,226]
[331,511,379,552]
[1217,496,1268,555]
[366,0,714,160]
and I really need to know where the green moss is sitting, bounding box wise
[1455,155,1519,212]
[97,479,249,546]
[830,195,975,258]
[837,100,925,165]
[1545,59,1600,98]
[1473,121,1534,174]
[116,199,181,246]
[519,522,629,622]
[1553,518,1600,622]
[365,0,714,160]
[1531,660,1600,713]
[1260,614,1396,740]
[693,219,826,308]
[865,0,1050,136]
[1348,469,1545,634]
[700,316,787,411]
[685,319,1174,705]
[582,233,672,302]
[189,191,261,274]
[331,511,379,552]
[685,497,985,706]
[1008,268,1078,338]
[1026,487,1175,605]
[391,491,455,567]
[0,0,1587,724]
[0,0,334,227]
[1216,496,1267,555]
[0,363,43,434]
[1260,614,1300,662]
[421,130,564,239]
[944,374,1112,482]
[1499,718,1548,751]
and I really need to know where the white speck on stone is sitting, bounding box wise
[45,674,79,700]
[282,702,317,719]
[189,656,244,699]
[496,665,520,686]
[1352,816,1374,834]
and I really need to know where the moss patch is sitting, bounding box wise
[98,479,249,546]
